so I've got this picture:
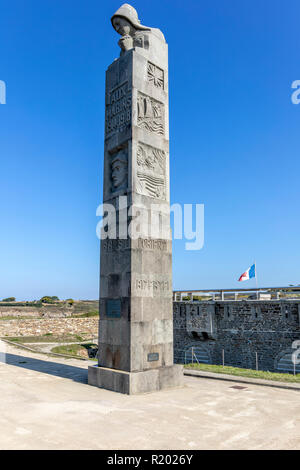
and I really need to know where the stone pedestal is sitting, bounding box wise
[88,364,183,395]
[88,4,183,394]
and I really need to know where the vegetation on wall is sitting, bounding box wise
[40,296,60,303]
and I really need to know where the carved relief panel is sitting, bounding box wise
[147,62,164,89]
[136,142,166,199]
[137,92,164,136]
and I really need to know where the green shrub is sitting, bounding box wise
[74,311,99,318]
[40,296,59,303]
[2,297,16,302]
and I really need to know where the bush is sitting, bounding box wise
[75,311,99,318]
[2,297,16,302]
[40,296,59,303]
[66,298,74,305]
[40,296,53,303]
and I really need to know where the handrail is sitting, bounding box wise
[173,287,300,301]
[174,286,300,293]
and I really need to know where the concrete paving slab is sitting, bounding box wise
[184,368,300,391]
[0,341,300,450]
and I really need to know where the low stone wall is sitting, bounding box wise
[174,300,300,372]
[0,301,99,319]
[0,317,98,337]
[0,306,41,318]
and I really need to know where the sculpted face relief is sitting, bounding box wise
[112,17,134,37]
[111,150,128,191]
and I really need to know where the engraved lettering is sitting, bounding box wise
[106,82,132,137]
[135,279,170,291]
[138,238,167,250]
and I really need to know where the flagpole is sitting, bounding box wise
[255,260,258,287]
[255,260,258,299]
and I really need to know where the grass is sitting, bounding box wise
[184,363,300,384]
[51,343,98,359]
[51,344,87,357]
[71,311,99,318]
[4,334,86,343]
[0,337,95,361]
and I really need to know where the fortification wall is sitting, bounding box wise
[174,300,300,372]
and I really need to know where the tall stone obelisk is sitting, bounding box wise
[88,4,183,394]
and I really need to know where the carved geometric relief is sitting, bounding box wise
[136,142,166,199]
[110,148,128,193]
[137,92,164,135]
[147,62,164,89]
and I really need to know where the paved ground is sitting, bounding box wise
[0,340,300,450]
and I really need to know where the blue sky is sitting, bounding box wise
[0,0,299,300]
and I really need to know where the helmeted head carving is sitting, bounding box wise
[111,3,165,55]
[111,4,149,35]
[111,4,153,54]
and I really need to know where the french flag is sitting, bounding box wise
[238,263,256,282]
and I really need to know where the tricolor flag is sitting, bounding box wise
[238,263,256,282]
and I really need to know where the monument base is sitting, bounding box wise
[88,364,184,395]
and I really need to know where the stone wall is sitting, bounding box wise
[0,317,98,337]
[174,300,300,372]
[0,301,99,319]
[3,300,300,372]
[0,306,39,318]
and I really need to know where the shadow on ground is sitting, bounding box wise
[1,353,88,384]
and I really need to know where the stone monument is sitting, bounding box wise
[88,4,183,394]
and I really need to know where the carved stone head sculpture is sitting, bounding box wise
[111,3,165,54]
[111,4,149,32]
[111,149,128,192]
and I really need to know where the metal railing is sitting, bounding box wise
[173,287,300,302]
[174,347,300,376]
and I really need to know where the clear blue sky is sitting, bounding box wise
[0,0,299,300]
